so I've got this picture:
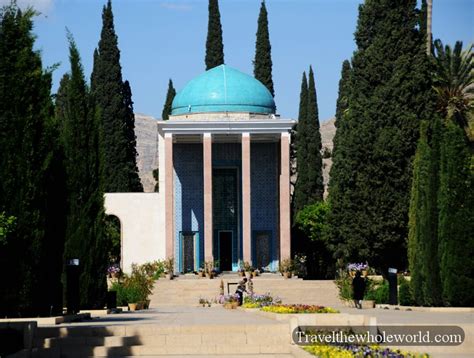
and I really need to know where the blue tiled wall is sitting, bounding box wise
[251,142,279,271]
[212,143,242,270]
[174,144,204,271]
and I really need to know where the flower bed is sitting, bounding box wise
[261,304,339,314]
[304,344,429,358]
[242,293,281,308]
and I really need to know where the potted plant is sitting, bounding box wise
[164,257,174,279]
[125,285,142,311]
[205,260,214,279]
[279,258,293,279]
[223,294,239,309]
[198,267,205,278]
[242,261,252,278]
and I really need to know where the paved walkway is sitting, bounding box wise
[47,306,281,328]
[338,307,474,325]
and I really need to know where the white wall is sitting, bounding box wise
[104,192,165,273]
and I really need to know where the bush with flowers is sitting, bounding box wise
[242,293,281,308]
[304,344,429,358]
[216,293,240,304]
[347,262,369,272]
[261,304,339,314]
[107,263,121,277]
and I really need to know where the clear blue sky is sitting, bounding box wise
[8,0,474,120]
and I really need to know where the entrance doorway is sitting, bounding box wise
[254,231,271,270]
[218,231,233,271]
[213,167,240,270]
[181,232,197,273]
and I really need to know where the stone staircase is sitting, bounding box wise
[150,274,342,308]
[30,322,294,357]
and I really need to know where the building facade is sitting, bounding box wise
[106,65,294,273]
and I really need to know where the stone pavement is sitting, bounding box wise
[30,306,295,357]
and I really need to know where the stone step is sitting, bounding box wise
[34,323,289,340]
[32,346,294,357]
[150,279,342,307]
[41,343,292,356]
[36,331,289,348]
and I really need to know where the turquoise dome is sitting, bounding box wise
[171,65,276,115]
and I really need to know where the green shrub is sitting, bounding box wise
[365,280,389,304]
[110,263,154,304]
[334,274,352,301]
[398,276,414,306]
[111,282,127,306]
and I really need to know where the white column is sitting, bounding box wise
[279,132,291,261]
[203,133,213,262]
[242,132,252,264]
[165,133,174,259]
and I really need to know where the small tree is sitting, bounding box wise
[295,202,330,242]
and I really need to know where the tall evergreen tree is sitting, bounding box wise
[327,60,355,259]
[253,0,274,96]
[122,80,143,192]
[437,118,474,306]
[327,0,436,270]
[432,40,474,306]
[0,4,66,316]
[58,34,107,308]
[294,67,324,214]
[162,79,176,120]
[408,119,442,306]
[91,0,142,192]
[292,72,308,214]
[205,0,224,70]
[304,67,324,202]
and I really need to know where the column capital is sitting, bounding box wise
[203,132,212,139]
[242,132,250,138]
[165,132,173,139]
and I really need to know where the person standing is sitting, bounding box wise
[235,278,247,306]
[352,271,366,309]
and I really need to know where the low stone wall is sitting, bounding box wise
[0,321,36,356]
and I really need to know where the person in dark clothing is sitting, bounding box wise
[235,278,247,306]
[352,271,366,309]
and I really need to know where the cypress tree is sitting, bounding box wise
[0,4,66,316]
[438,118,474,306]
[162,79,176,120]
[122,80,143,192]
[408,120,442,306]
[294,66,324,215]
[205,0,224,70]
[254,0,274,96]
[304,67,324,202]
[327,0,436,270]
[91,0,142,192]
[292,71,308,214]
[327,61,355,257]
[58,34,107,308]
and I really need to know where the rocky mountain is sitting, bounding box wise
[135,114,159,192]
[320,117,336,196]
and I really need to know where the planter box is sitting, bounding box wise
[361,300,375,309]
